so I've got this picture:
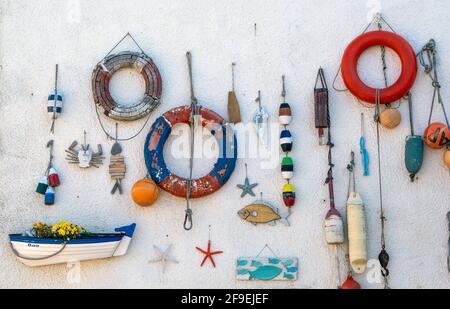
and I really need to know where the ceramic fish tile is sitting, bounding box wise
[236,257,298,281]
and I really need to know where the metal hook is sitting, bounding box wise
[184,209,193,231]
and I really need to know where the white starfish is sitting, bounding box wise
[148,244,178,273]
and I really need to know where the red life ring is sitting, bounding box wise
[341,31,417,104]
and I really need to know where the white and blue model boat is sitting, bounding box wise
[9,223,136,267]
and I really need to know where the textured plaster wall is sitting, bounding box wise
[0,0,449,289]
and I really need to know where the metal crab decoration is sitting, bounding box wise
[65,131,104,168]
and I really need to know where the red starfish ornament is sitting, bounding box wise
[195,240,223,267]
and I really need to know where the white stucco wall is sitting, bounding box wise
[0,0,449,289]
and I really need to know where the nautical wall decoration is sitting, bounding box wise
[236,163,258,198]
[109,124,126,194]
[195,226,223,268]
[346,152,367,274]
[35,140,61,206]
[144,52,237,230]
[238,193,290,226]
[236,245,298,281]
[48,64,62,134]
[254,90,269,148]
[9,222,136,267]
[65,131,104,168]
[278,76,295,209]
[92,33,162,121]
[131,177,159,207]
[227,62,241,124]
[360,113,369,176]
[314,68,329,145]
[148,244,178,273]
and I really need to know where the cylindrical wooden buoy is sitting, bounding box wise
[347,192,367,274]
[48,167,60,187]
[281,156,294,180]
[282,183,295,207]
[341,275,361,289]
[444,147,450,168]
[36,176,49,195]
[47,93,63,118]
[324,207,344,244]
[280,130,293,152]
[279,103,292,125]
[423,122,450,149]
[131,178,159,207]
[44,187,55,206]
[379,108,401,129]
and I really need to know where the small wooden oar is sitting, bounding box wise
[227,63,241,124]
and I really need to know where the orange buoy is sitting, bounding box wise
[341,275,361,289]
[379,108,401,129]
[444,147,450,168]
[131,178,159,207]
[423,122,450,149]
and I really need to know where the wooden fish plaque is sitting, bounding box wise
[236,257,298,281]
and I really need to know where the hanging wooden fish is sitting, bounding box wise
[48,64,62,134]
[346,153,367,274]
[254,90,269,147]
[238,193,290,226]
[109,124,126,194]
[314,68,329,145]
[65,131,104,168]
[236,257,298,281]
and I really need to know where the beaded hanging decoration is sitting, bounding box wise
[278,76,295,209]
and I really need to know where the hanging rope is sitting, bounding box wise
[418,39,450,127]
[374,89,390,289]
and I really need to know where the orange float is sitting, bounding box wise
[341,275,362,289]
[423,122,450,149]
[131,178,159,207]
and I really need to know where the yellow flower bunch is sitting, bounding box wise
[50,221,86,241]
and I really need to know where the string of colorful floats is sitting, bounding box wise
[9,13,450,288]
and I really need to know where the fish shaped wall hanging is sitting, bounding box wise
[236,257,298,281]
[238,193,290,226]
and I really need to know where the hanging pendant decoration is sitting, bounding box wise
[314,69,329,145]
[109,124,126,194]
[236,163,258,198]
[65,131,104,168]
[254,90,269,147]
[35,140,61,206]
[48,65,62,134]
[278,76,295,209]
[227,62,241,124]
[236,245,298,281]
[144,52,237,231]
[346,152,367,274]
[195,226,223,268]
[238,193,290,226]
[404,93,424,181]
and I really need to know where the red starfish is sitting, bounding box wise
[195,240,223,267]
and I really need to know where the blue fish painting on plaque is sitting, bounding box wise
[236,257,298,281]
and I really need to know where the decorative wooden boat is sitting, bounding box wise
[9,223,136,267]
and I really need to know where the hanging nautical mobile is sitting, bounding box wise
[109,124,126,194]
[227,62,241,124]
[144,52,237,230]
[236,163,258,198]
[238,192,290,226]
[48,65,62,134]
[236,245,298,281]
[404,93,424,181]
[418,40,450,172]
[346,152,367,274]
[35,140,61,206]
[195,226,223,268]
[254,90,269,147]
[278,76,296,209]
[65,131,104,168]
